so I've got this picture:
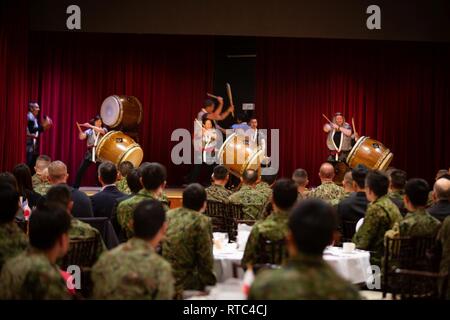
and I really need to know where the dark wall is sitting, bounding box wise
[29,0,450,42]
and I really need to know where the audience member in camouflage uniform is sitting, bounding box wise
[205,165,232,203]
[116,161,134,195]
[0,206,71,299]
[0,184,28,271]
[117,163,169,239]
[45,185,106,260]
[387,169,407,215]
[249,199,360,300]
[353,171,402,266]
[162,184,216,295]
[92,200,174,299]
[256,173,277,202]
[386,179,441,240]
[242,179,298,266]
[307,163,345,204]
[292,168,309,201]
[32,155,52,195]
[229,169,268,220]
[331,171,354,206]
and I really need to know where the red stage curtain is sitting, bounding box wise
[256,38,450,186]
[0,0,28,172]
[29,32,213,186]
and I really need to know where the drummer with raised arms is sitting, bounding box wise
[73,115,108,189]
[323,112,353,163]
[197,96,234,134]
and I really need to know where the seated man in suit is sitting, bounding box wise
[91,161,125,219]
[47,161,93,218]
[337,164,369,223]
[428,177,450,222]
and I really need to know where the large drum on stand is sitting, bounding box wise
[217,133,264,178]
[100,95,142,131]
[346,136,393,170]
[96,131,143,168]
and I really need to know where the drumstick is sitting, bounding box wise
[76,122,83,134]
[226,83,235,118]
[207,93,220,100]
[322,114,333,125]
[352,117,357,135]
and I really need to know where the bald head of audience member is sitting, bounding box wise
[241,169,259,187]
[48,161,69,185]
[319,163,335,183]
[433,178,450,202]
[342,171,354,193]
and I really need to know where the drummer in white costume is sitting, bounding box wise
[73,115,108,189]
[323,112,353,163]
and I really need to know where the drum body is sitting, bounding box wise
[346,136,393,170]
[217,133,264,178]
[96,131,143,168]
[100,95,142,131]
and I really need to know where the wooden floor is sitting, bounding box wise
[80,187,183,209]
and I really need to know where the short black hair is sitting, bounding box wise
[204,99,214,108]
[98,161,118,185]
[405,178,430,207]
[440,174,450,181]
[45,184,72,209]
[183,183,206,211]
[261,174,277,185]
[29,205,71,250]
[289,199,337,255]
[242,169,258,185]
[272,179,298,210]
[141,163,167,190]
[0,172,18,191]
[292,168,308,186]
[133,200,166,240]
[352,164,369,189]
[118,161,134,177]
[366,171,389,198]
[89,115,102,126]
[436,169,449,180]
[127,168,142,194]
[213,165,229,181]
[236,112,247,122]
[389,169,407,190]
[0,183,20,223]
[12,164,33,196]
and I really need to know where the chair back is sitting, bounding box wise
[341,220,358,242]
[60,238,98,270]
[78,217,119,249]
[204,200,228,233]
[256,236,288,265]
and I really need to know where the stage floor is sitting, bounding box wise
[80,187,183,209]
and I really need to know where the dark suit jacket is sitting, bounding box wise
[428,200,450,222]
[90,185,125,219]
[337,192,369,222]
[69,186,94,218]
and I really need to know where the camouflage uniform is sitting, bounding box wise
[92,238,175,299]
[330,191,352,207]
[69,218,106,261]
[116,178,131,195]
[117,189,170,239]
[205,184,232,203]
[229,185,268,220]
[0,249,71,300]
[162,207,216,294]
[255,182,272,202]
[352,195,402,266]
[249,254,361,300]
[0,222,28,271]
[32,174,51,195]
[437,216,450,298]
[242,209,289,266]
[388,190,405,204]
[397,209,441,238]
[306,182,345,205]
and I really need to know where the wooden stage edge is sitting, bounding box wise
[80,187,184,209]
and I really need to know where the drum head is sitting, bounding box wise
[121,145,143,168]
[100,96,121,128]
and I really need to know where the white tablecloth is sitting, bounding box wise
[213,245,371,284]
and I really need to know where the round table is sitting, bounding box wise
[213,244,371,284]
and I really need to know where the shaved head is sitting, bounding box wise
[434,178,450,201]
[48,161,68,184]
[319,163,335,180]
